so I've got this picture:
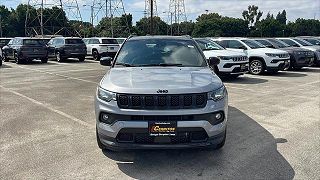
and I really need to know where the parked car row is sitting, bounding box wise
[203,37,319,76]
[0,37,126,65]
[1,36,319,76]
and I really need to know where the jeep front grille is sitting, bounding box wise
[117,93,207,109]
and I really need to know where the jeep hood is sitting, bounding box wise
[249,48,288,54]
[203,49,246,58]
[100,67,223,94]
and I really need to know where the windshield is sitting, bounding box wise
[23,39,45,45]
[255,39,274,48]
[241,40,265,49]
[195,39,225,50]
[303,38,320,46]
[268,39,290,48]
[278,39,299,47]
[293,39,313,46]
[102,39,118,44]
[65,39,84,44]
[115,39,207,67]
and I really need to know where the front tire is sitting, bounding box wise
[14,52,24,64]
[249,59,265,75]
[78,56,85,62]
[56,52,64,62]
[41,58,48,63]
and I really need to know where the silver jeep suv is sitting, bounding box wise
[95,36,228,150]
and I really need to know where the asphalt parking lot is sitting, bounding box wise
[0,59,319,179]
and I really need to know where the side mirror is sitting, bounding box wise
[208,57,220,66]
[239,46,247,50]
[100,57,112,66]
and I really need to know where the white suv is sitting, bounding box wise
[212,38,290,75]
[195,38,248,78]
[83,37,120,60]
[277,38,320,66]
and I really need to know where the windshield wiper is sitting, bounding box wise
[114,63,136,67]
[138,63,184,67]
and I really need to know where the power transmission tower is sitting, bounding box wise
[168,0,187,35]
[145,0,157,18]
[144,0,159,35]
[89,0,131,37]
[25,0,83,37]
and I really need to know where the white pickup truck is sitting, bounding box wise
[83,37,120,60]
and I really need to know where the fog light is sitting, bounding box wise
[215,112,223,120]
[102,114,109,121]
[100,113,114,124]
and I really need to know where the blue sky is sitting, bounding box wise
[1,0,319,25]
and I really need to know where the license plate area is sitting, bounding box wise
[149,121,177,136]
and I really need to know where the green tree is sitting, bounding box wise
[287,18,320,36]
[96,14,132,37]
[276,10,287,24]
[192,13,249,37]
[0,5,11,37]
[135,16,168,35]
[242,5,263,27]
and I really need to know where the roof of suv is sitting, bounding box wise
[210,37,249,41]
[54,37,82,39]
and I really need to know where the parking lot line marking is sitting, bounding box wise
[16,65,99,84]
[0,85,94,129]
[1,78,70,86]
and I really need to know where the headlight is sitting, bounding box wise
[97,87,116,102]
[265,53,278,57]
[218,56,232,60]
[294,51,303,55]
[208,86,227,101]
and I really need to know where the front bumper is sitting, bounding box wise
[266,58,290,71]
[98,127,226,150]
[218,62,249,75]
[95,96,228,149]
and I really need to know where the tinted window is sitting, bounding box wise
[89,39,100,44]
[268,39,290,48]
[102,39,118,44]
[255,40,274,48]
[195,39,224,50]
[293,39,313,46]
[279,39,299,47]
[241,40,265,49]
[115,39,206,67]
[227,40,245,49]
[303,39,320,45]
[23,39,44,45]
[65,39,84,44]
